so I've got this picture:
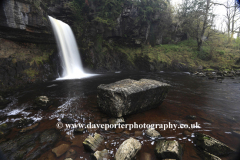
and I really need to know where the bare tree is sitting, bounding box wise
[177,0,215,51]
[224,0,240,43]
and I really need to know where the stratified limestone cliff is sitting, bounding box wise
[0,0,178,91]
[0,0,75,43]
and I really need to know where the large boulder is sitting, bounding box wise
[195,133,235,156]
[97,79,170,117]
[115,138,141,160]
[155,140,182,160]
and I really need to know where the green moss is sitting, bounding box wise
[204,69,214,72]
[23,69,39,78]
[203,136,210,140]
[0,123,7,129]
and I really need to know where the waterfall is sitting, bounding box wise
[48,16,94,80]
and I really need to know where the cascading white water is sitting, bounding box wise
[48,16,94,80]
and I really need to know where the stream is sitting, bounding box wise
[0,71,240,160]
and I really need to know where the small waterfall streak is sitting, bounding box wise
[48,16,96,80]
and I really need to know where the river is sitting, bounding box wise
[0,71,240,159]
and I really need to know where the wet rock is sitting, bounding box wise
[225,73,234,77]
[0,123,10,136]
[101,118,108,123]
[98,79,170,117]
[0,132,39,159]
[233,131,240,137]
[19,123,39,133]
[145,128,161,139]
[109,117,125,124]
[216,76,224,79]
[25,143,49,160]
[61,117,75,124]
[74,128,86,134]
[40,129,59,144]
[115,138,141,160]
[183,130,192,137]
[195,133,235,156]
[65,149,76,159]
[197,73,206,77]
[92,149,109,160]
[83,133,104,152]
[208,76,215,79]
[155,140,182,160]
[33,96,52,110]
[52,144,70,157]
[0,96,11,109]
[217,71,223,76]
[198,150,221,160]
[17,118,34,128]
[186,115,196,120]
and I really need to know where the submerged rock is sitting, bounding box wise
[0,132,39,159]
[19,123,39,133]
[115,138,141,160]
[198,150,221,160]
[61,117,75,124]
[195,133,235,156]
[74,128,86,134]
[155,140,182,160]
[65,149,76,159]
[109,117,125,125]
[0,96,11,109]
[97,79,170,117]
[52,144,70,157]
[92,149,109,160]
[145,128,161,139]
[40,129,59,144]
[17,118,34,128]
[186,115,196,120]
[33,96,52,109]
[233,131,240,137]
[83,133,104,152]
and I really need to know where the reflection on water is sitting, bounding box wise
[0,72,240,159]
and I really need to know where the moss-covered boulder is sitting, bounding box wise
[195,133,235,156]
[155,140,182,160]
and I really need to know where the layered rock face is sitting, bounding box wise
[97,79,170,117]
[0,0,67,91]
[0,0,74,43]
[0,0,51,43]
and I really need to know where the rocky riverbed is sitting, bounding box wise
[0,72,240,160]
